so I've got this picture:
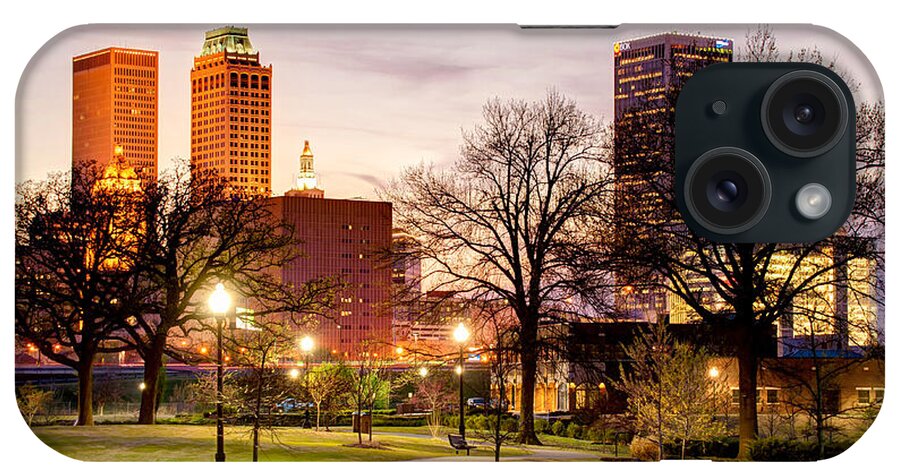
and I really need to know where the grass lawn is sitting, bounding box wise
[30,424,530,462]
[537,434,631,457]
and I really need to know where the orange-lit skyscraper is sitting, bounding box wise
[191,26,273,196]
[72,47,159,181]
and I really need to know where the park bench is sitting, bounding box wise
[448,434,477,456]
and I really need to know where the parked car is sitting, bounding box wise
[274,398,313,413]
[467,397,487,408]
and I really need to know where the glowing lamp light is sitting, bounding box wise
[418,367,429,378]
[708,366,721,378]
[299,336,315,353]
[139,382,147,391]
[453,323,470,344]
[208,283,231,315]
[395,347,405,355]
[455,365,463,375]
[200,346,208,355]
[289,368,300,379]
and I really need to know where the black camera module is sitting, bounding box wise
[761,70,849,158]
[684,147,771,235]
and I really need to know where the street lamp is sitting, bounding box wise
[208,282,231,462]
[418,366,429,378]
[453,322,470,437]
[299,335,315,429]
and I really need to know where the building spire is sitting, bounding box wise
[287,139,324,198]
[297,140,318,190]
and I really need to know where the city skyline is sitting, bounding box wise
[17,24,881,200]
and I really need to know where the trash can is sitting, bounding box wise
[352,412,371,433]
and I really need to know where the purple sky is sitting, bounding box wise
[16,24,881,199]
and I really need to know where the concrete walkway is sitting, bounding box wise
[337,428,609,461]
[414,447,605,462]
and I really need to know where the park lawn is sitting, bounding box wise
[30,424,528,462]
[536,434,630,457]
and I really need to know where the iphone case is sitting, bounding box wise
[14,24,884,462]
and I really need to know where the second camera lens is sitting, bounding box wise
[761,70,849,158]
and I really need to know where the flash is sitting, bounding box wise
[795,183,832,220]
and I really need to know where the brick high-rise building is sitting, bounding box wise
[270,142,392,358]
[191,26,272,196]
[72,47,158,181]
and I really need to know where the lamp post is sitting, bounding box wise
[208,282,231,462]
[453,322,470,437]
[299,335,315,429]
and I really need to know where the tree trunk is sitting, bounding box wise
[315,402,321,431]
[138,333,167,424]
[735,318,759,460]
[253,358,266,462]
[517,320,541,445]
[75,358,95,426]
[735,244,759,460]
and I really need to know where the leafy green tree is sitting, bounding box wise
[619,322,729,459]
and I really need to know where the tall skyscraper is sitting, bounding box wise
[72,47,159,181]
[191,26,272,196]
[613,33,733,321]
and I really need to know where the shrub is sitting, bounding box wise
[749,437,854,461]
[630,436,660,461]
[468,415,488,431]
[501,417,518,433]
[534,419,550,434]
[663,437,739,459]
[584,425,608,442]
[565,422,582,439]
[551,420,567,436]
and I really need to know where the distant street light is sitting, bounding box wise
[208,282,231,462]
[300,335,315,354]
[139,382,146,391]
[453,322,469,437]
[289,368,300,379]
[418,367,429,378]
[708,366,720,379]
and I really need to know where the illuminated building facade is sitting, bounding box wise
[613,33,733,321]
[667,241,881,353]
[390,228,422,343]
[86,145,145,272]
[191,26,272,196]
[271,150,392,357]
[72,47,158,181]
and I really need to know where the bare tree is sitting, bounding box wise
[15,162,149,426]
[385,90,615,444]
[127,160,339,424]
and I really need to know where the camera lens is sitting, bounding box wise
[684,147,771,235]
[793,104,815,124]
[761,70,849,158]
[715,180,739,202]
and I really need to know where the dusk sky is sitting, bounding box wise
[16,24,881,200]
